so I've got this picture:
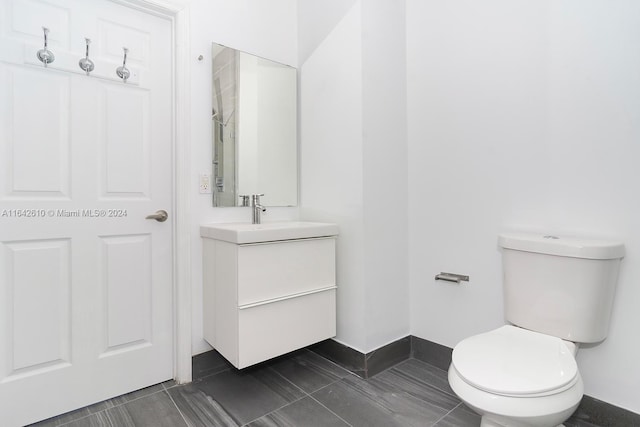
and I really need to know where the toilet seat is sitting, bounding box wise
[452,325,578,397]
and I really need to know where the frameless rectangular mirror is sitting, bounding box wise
[211,43,298,207]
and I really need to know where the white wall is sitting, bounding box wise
[189,0,299,355]
[299,0,410,352]
[407,0,640,413]
[299,1,366,351]
[361,0,410,350]
[297,0,357,65]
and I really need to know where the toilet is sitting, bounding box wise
[448,233,625,427]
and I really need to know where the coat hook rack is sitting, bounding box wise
[36,27,55,67]
[78,38,95,75]
[116,47,130,82]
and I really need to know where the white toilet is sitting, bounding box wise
[448,233,625,427]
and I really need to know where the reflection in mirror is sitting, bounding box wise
[212,43,298,207]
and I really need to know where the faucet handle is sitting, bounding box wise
[251,194,265,205]
[238,194,250,207]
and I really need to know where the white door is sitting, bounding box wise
[0,1,174,425]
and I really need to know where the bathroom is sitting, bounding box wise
[1,0,639,425]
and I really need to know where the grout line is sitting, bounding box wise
[266,364,309,396]
[191,366,232,383]
[55,385,171,426]
[264,354,352,404]
[238,365,310,426]
[108,387,167,409]
[240,394,308,427]
[52,412,97,427]
[403,358,460,399]
[304,348,355,375]
[301,352,351,379]
[162,380,176,391]
[239,357,352,426]
[308,389,354,427]
[407,356,449,372]
[431,402,462,427]
[165,388,193,427]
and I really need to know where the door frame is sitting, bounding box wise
[113,0,192,383]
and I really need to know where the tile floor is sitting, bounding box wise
[31,349,602,427]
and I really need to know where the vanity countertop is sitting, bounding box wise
[200,221,339,244]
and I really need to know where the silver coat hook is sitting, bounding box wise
[116,47,130,82]
[36,27,55,67]
[78,38,95,75]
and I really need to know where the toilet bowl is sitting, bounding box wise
[448,325,583,427]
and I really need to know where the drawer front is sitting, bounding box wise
[237,237,335,305]
[237,289,336,368]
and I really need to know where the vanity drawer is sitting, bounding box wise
[237,288,336,369]
[237,237,336,305]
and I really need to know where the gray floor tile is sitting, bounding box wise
[433,403,480,427]
[86,400,113,415]
[313,374,451,427]
[29,408,94,427]
[193,366,305,425]
[374,366,460,412]
[192,350,233,381]
[431,401,598,427]
[167,383,239,427]
[393,358,456,396]
[28,400,113,426]
[24,352,617,427]
[102,391,188,427]
[564,418,601,427]
[247,396,350,427]
[269,349,351,393]
[60,411,112,427]
[27,383,164,427]
[162,379,178,390]
[107,383,166,407]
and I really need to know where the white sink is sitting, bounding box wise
[200,221,339,244]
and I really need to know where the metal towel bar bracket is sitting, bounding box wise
[435,272,469,284]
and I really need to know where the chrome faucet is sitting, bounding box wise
[251,194,266,224]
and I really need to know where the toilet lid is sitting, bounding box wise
[452,325,578,396]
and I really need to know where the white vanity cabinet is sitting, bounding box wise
[201,222,338,369]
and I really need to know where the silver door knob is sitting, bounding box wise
[146,210,168,222]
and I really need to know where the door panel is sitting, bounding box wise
[1,239,71,376]
[1,67,71,198]
[0,0,173,425]
[102,86,150,197]
[101,234,152,353]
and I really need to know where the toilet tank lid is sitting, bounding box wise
[498,233,625,260]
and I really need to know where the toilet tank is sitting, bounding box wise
[498,233,625,343]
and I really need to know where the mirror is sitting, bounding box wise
[211,43,298,207]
